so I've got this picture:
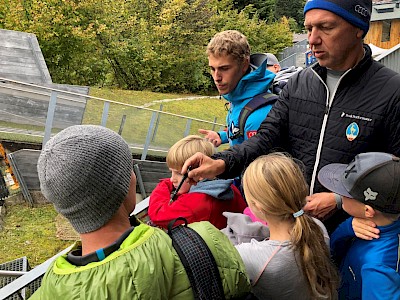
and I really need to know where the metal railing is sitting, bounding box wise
[0,246,73,299]
[279,39,308,61]
[374,43,400,73]
[0,77,225,159]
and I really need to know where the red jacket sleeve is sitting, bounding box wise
[148,179,214,229]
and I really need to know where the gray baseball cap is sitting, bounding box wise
[318,152,400,214]
[265,53,279,66]
[250,53,280,69]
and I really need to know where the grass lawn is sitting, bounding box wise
[0,87,228,268]
[0,203,71,267]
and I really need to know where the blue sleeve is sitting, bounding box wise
[330,217,355,265]
[218,130,228,144]
[362,264,400,300]
[243,104,272,141]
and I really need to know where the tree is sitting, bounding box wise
[1,0,109,86]
[233,0,275,21]
[275,0,306,32]
[1,0,293,92]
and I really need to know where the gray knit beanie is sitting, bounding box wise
[304,0,372,37]
[37,125,133,234]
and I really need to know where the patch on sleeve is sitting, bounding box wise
[246,130,257,139]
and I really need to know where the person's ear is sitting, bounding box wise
[356,29,364,39]
[250,200,264,215]
[242,57,250,74]
[364,205,375,218]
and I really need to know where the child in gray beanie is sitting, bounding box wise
[30,125,251,300]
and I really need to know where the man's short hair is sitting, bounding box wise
[167,135,215,169]
[206,30,250,64]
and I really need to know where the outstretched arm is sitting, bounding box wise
[181,152,226,185]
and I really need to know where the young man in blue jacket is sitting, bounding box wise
[318,152,400,299]
[198,30,276,147]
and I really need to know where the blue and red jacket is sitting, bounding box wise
[218,59,275,146]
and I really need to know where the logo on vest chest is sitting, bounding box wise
[346,122,359,141]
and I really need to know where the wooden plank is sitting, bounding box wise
[0,82,88,129]
[0,86,88,106]
[0,96,85,129]
[0,64,43,77]
[133,159,169,197]
[0,37,34,51]
[8,153,170,196]
[0,29,51,84]
[9,149,41,191]
[0,56,37,67]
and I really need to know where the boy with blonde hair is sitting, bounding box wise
[318,152,400,299]
[148,135,246,229]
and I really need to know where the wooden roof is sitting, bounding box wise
[0,29,52,84]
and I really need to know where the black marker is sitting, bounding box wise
[169,166,192,204]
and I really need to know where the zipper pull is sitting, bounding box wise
[325,104,330,114]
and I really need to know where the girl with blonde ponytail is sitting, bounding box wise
[236,153,339,299]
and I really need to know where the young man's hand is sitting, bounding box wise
[198,129,222,147]
[181,153,225,185]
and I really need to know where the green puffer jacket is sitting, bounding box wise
[30,222,250,299]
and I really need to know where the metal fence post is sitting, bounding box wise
[211,117,217,131]
[141,111,158,160]
[118,115,127,135]
[184,119,192,137]
[101,101,110,127]
[42,91,58,147]
[151,104,163,142]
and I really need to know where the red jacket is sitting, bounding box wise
[148,178,247,229]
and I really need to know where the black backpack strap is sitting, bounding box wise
[168,217,225,300]
[238,92,278,138]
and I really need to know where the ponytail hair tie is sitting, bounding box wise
[293,209,304,218]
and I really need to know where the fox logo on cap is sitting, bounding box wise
[364,188,378,201]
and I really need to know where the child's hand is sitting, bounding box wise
[352,217,380,240]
